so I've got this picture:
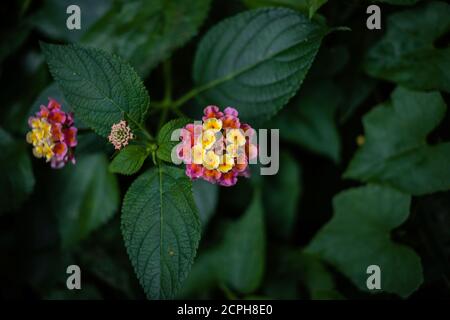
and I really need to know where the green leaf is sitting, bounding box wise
[344,87,450,195]
[308,0,327,17]
[262,151,301,239]
[271,80,342,162]
[0,128,35,214]
[365,1,450,92]
[307,185,423,298]
[156,118,192,163]
[121,164,201,299]
[83,0,211,76]
[243,0,327,17]
[41,43,150,137]
[54,153,120,248]
[31,0,111,42]
[192,179,219,228]
[218,189,265,294]
[193,8,327,124]
[109,145,149,175]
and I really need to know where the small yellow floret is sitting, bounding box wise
[203,118,222,132]
[226,129,246,146]
[201,129,216,150]
[226,143,243,158]
[32,143,54,161]
[191,144,205,164]
[218,154,234,173]
[203,150,220,170]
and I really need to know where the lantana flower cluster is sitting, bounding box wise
[177,106,257,187]
[108,120,134,150]
[26,98,77,169]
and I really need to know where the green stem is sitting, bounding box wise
[158,107,169,130]
[171,70,236,109]
[122,109,154,141]
[134,120,154,141]
[171,83,209,110]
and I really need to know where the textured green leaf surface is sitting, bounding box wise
[365,1,450,92]
[54,153,119,248]
[308,185,423,298]
[219,190,265,294]
[0,128,35,214]
[263,151,301,239]
[121,165,201,299]
[83,0,211,76]
[156,118,192,163]
[41,43,150,137]
[109,145,149,175]
[271,80,342,162]
[193,8,327,124]
[243,0,327,17]
[345,87,450,195]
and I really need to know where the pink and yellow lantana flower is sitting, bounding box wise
[26,98,77,169]
[177,106,257,187]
